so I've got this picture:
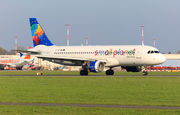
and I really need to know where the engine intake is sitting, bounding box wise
[86,60,105,72]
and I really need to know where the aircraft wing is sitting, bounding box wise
[37,55,107,62]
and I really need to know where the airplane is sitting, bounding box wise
[0,53,33,70]
[16,18,166,75]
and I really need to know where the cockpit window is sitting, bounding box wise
[154,51,159,53]
[147,50,160,54]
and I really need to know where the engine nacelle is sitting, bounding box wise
[86,61,105,72]
[123,66,142,72]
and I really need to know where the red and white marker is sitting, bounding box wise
[15,35,18,55]
[65,24,70,46]
[140,25,144,45]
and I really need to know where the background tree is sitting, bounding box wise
[0,47,5,55]
[177,50,180,54]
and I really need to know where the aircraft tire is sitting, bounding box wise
[106,70,114,75]
[80,70,88,75]
[142,71,148,76]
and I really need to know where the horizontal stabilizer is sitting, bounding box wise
[12,49,41,54]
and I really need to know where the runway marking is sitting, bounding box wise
[0,102,180,109]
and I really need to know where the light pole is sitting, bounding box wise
[153,37,157,48]
[86,36,88,46]
[65,24,70,46]
[15,35,18,55]
[140,25,144,45]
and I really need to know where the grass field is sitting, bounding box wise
[0,77,180,106]
[0,71,180,114]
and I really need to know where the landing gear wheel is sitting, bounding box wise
[106,70,114,75]
[142,71,148,76]
[80,70,88,75]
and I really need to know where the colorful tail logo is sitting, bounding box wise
[29,18,54,47]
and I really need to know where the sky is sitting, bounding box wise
[0,0,180,53]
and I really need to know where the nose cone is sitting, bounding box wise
[159,54,166,64]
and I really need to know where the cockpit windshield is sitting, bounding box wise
[147,50,160,54]
[154,51,159,53]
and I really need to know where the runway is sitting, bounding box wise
[0,102,180,109]
[0,75,180,77]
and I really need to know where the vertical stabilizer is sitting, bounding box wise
[24,54,31,59]
[29,18,54,47]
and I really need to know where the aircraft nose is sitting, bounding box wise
[159,54,166,64]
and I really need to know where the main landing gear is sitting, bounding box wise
[106,69,114,75]
[80,70,88,75]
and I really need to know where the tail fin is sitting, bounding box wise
[24,54,31,59]
[29,18,54,47]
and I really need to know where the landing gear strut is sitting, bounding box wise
[142,71,148,75]
[142,66,148,76]
[80,70,88,75]
[106,69,114,75]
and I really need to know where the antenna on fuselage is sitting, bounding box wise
[140,25,144,46]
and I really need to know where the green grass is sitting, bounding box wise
[1,76,180,114]
[0,70,180,76]
[0,106,180,115]
[0,77,180,106]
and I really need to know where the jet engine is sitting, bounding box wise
[86,60,105,72]
[122,66,142,72]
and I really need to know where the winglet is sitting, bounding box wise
[19,52,23,57]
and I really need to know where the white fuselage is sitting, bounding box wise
[30,45,166,67]
[0,58,32,67]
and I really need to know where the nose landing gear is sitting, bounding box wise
[142,66,148,75]
[142,71,148,75]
